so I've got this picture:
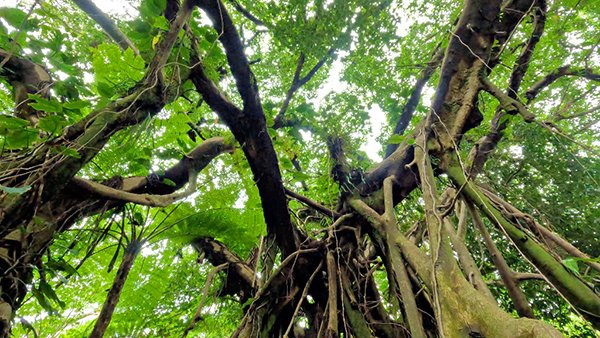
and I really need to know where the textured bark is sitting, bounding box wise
[194,0,299,256]
[0,49,51,125]
[448,163,600,328]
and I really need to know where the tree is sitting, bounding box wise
[0,0,599,336]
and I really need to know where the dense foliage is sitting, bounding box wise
[0,0,598,337]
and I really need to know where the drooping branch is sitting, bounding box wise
[71,0,139,55]
[74,172,200,208]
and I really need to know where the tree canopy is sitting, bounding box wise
[0,0,599,337]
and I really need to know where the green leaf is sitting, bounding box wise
[38,115,65,134]
[0,115,29,129]
[39,281,65,309]
[162,178,177,187]
[63,100,91,110]
[28,95,63,113]
[96,82,115,98]
[387,134,405,144]
[0,7,27,27]
[152,16,170,31]
[562,258,580,275]
[0,184,31,195]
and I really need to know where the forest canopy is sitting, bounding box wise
[0,0,599,337]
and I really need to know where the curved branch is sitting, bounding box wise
[73,172,199,208]
[72,0,139,55]
[72,137,233,207]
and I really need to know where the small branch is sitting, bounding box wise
[513,272,545,282]
[284,188,339,218]
[72,0,139,55]
[480,76,535,122]
[182,263,228,338]
[227,0,265,26]
[273,49,334,129]
[525,66,600,102]
[74,171,199,208]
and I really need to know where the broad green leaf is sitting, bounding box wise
[0,7,26,27]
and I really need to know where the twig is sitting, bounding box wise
[182,263,228,337]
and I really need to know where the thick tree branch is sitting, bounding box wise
[72,137,233,207]
[73,172,199,208]
[197,0,261,115]
[513,272,545,282]
[194,0,298,256]
[467,1,546,177]
[72,0,139,55]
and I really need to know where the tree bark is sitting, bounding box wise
[89,241,141,338]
